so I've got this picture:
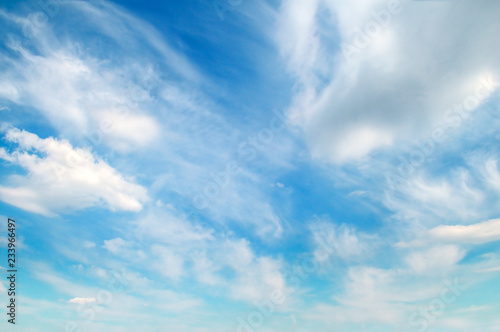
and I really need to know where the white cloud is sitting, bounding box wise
[67,297,96,304]
[103,238,130,255]
[1,0,288,240]
[332,267,408,323]
[331,126,394,162]
[377,151,500,255]
[210,195,284,239]
[277,0,322,84]
[27,262,208,329]
[384,167,486,226]
[190,250,222,286]
[429,218,500,245]
[483,159,500,193]
[305,265,446,327]
[0,3,179,152]
[277,0,500,163]
[0,127,148,216]
[189,237,286,302]
[96,110,160,151]
[222,239,285,302]
[70,1,203,83]
[150,245,185,281]
[101,208,286,303]
[1,46,161,151]
[405,245,465,276]
[311,219,375,261]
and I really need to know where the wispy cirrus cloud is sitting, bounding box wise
[310,218,377,262]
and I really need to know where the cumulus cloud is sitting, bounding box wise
[277,0,500,163]
[0,127,148,216]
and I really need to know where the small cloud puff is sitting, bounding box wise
[68,297,96,304]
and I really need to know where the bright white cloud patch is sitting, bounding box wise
[311,220,375,261]
[429,219,500,245]
[67,297,96,304]
[277,0,500,163]
[0,127,148,215]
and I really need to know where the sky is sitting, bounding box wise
[0,0,500,331]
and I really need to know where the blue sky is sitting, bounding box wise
[0,0,500,331]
